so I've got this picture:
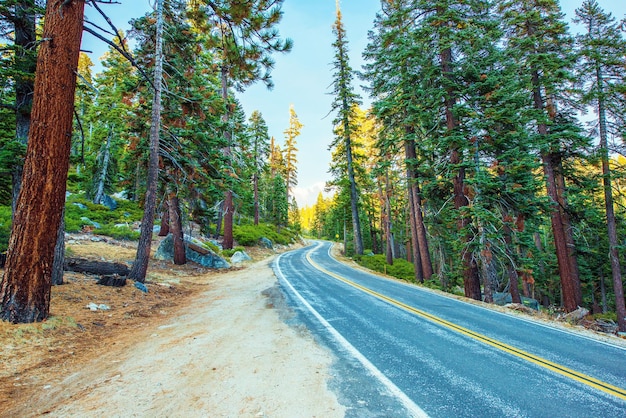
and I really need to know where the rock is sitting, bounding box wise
[259,237,273,249]
[72,202,87,210]
[134,282,149,293]
[101,194,118,210]
[155,234,230,269]
[560,306,590,323]
[85,302,110,311]
[81,217,101,229]
[231,251,252,264]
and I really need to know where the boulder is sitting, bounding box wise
[155,234,230,269]
[259,237,273,249]
[231,251,252,264]
[81,217,101,229]
[101,195,118,210]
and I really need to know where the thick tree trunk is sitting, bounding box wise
[530,68,581,312]
[169,194,186,265]
[129,0,164,282]
[0,0,85,323]
[440,43,481,300]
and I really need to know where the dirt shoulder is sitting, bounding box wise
[0,237,345,418]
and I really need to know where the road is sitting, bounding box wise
[274,241,626,418]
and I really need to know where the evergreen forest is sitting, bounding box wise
[0,0,625,331]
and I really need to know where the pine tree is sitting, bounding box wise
[193,0,292,249]
[500,0,583,312]
[574,0,626,330]
[330,3,364,256]
[1,0,85,322]
[283,104,302,206]
[247,111,270,225]
[129,0,165,282]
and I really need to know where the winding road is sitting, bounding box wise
[274,241,626,417]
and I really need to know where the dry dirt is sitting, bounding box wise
[0,235,345,418]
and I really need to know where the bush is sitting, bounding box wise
[356,254,417,283]
[233,223,298,247]
[222,246,246,257]
[94,225,140,241]
[0,205,11,252]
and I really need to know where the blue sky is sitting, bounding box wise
[82,0,626,207]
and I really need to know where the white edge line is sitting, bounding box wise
[321,241,626,352]
[275,251,429,418]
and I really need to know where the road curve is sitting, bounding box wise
[274,241,626,418]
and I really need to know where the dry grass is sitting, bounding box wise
[0,234,274,413]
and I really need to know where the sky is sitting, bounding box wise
[81,0,626,208]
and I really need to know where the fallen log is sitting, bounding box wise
[187,241,211,255]
[97,275,127,287]
[64,257,130,276]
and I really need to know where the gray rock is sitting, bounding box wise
[101,195,118,210]
[259,237,273,249]
[73,202,88,210]
[230,251,252,264]
[155,234,230,269]
[80,217,101,229]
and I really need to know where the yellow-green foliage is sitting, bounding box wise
[0,205,10,252]
[233,223,297,246]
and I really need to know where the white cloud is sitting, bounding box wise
[292,181,334,207]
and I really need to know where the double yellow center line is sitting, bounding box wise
[305,250,626,401]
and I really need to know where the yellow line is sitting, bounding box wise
[305,250,626,401]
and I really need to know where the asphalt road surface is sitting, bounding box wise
[274,241,626,418]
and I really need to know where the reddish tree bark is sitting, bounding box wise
[169,194,186,265]
[158,202,170,236]
[0,0,85,323]
[404,132,433,282]
[440,42,481,300]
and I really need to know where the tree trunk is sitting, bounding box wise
[93,126,113,205]
[381,173,394,265]
[404,133,433,281]
[158,201,170,236]
[531,69,581,312]
[344,124,364,256]
[502,221,522,304]
[253,173,259,225]
[51,209,66,286]
[440,42,481,300]
[596,66,626,331]
[0,0,85,323]
[169,194,186,265]
[214,200,223,239]
[129,0,164,283]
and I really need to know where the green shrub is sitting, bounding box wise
[232,223,298,247]
[0,205,11,252]
[356,254,417,283]
[222,246,246,257]
[94,225,140,241]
